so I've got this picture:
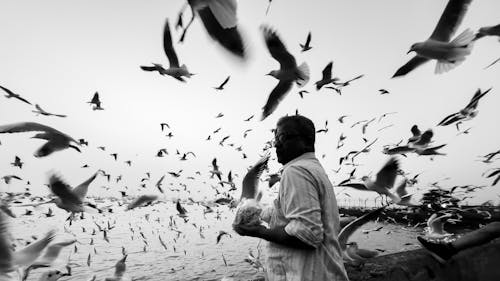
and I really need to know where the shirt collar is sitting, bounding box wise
[282,152,316,171]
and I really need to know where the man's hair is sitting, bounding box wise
[277,115,316,149]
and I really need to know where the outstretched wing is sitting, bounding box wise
[261,25,296,69]
[73,171,99,199]
[392,56,429,78]
[338,206,386,250]
[241,153,270,200]
[261,80,293,121]
[429,0,473,41]
[374,157,399,189]
[163,19,180,68]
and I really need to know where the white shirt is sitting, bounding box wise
[265,152,349,281]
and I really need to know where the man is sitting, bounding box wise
[234,115,349,281]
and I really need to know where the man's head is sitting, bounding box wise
[274,115,315,164]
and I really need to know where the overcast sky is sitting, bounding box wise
[1,0,499,205]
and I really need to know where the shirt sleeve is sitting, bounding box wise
[280,165,324,248]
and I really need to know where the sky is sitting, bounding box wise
[1,0,499,206]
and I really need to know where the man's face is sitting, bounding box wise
[274,124,306,165]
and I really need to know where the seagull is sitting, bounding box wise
[126,195,159,210]
[393,0,474,77]
[395,179,419,207]
[438,88,492,127]
[214,76,230,90]
[1,175,22,185]
[44,172,100,213]
[23,239,77,274]
[425,213,453,238]
[260,25,310,120]
[338,207,386,264]
[160,123,170,131]
[141,19,193,82]
[88,92,103,110]
[176,200,188,217]
[210,158,222,181]
[474,23,500,40]
[32,105,67,118]
[9,227,57,269]
[0,122,81,157]
[0,85,32,105]
[104,255,130,281]
[485,168,500,186]
[299,32,312,52]
[11,156,23,169]
[315,62,339,90]
[339,157,401,203]
[378,89,390,95]
[179,0,246,59]
[240,153,270,200]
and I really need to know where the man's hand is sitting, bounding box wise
[233,224,267,238]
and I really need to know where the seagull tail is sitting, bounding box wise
[435,29,475,74]
[295,62,310,88]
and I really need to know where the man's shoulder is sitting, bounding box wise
[283,157,322,176]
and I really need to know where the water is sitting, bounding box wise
[9,202,423,281]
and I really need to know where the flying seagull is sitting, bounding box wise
[44,172,100,213]
[393,0,474,77]
[340,157,401,203]
[0,84,32,105]
[178,0,246,59]
[260,25,310,120]
[438,88,492,127]
[214,76,230,90]
[474,23,500,40]
[88,92,104,110]
[240,153,270,200]
[299,32,312,52]
[141,19,193,82]
[0,122,81,157]
[315,61,339,90]
[32,104,67,118]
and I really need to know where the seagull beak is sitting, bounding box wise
[406,49,413,55]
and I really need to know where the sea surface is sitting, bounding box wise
[9,202,424,281]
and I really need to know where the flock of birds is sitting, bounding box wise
[1,0,500,280]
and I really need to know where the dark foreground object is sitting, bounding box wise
[345,238,500,281]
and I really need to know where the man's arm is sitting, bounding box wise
[233,224,315,250]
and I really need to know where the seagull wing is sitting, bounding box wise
[305,31,311,46]
[414,130,433,146]
[0,212,14,273]
[13,229,56,267]
[395,179,408,197]
[140,66,159,72]
[339,183,369,191]
[438,112,462,126]
[198,6,245,58]
[0,122,61,135]
[429,0,473,42]
[261,80,293,121]
[241,153,270,200]
[392,56,429,78]
[465,88,491,109]
[90,92,100,104]
[163,19,180,68]
[219,76,230,88]
[49,175,82,205]
[73,171,99,200]
[338,206,386,250]
[176,201,187,215]
[35,240,76,265]
[0,85,32,105]
[410,125,421,137]
[207,0,237,29]
[374,157,399,189]
[261,25,296,69]
[321,62,333,80]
